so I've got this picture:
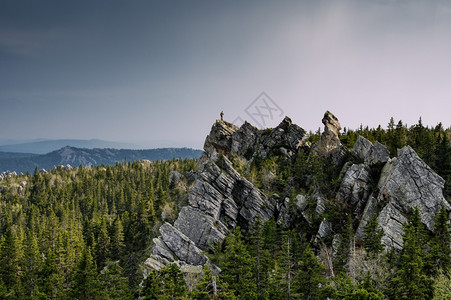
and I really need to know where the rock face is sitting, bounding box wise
[147,116,304,273]
[316,111,342,156]
[336,163,372,210]
[353,136,389,166]
[315,111,347,165]
[146,113,450,276]
[375,146,451,249]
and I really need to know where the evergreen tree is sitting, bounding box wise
[389,207,433,299]
[141,263,186,300]
[0,226,24,298]
[110,217,125,260]
[249,216,272,299]
[22,231,42,298]
[363,213,385,255]
[221,228,257,299]
[428,206,450,274]
[293,244,326,300]
[39,248,65,299]
[99,261,133,300]
[69,248,102,300]
[190,264,235,300]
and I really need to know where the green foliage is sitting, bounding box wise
[141,263,187,300]
[221,228,257,299]
[389,207,434,299]
[190,265,235,300]
[432,269,451,300]
[0,158,196,298]
[293,244,326,300]
[363,214,384,255]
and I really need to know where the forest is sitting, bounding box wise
[0,118,450,299]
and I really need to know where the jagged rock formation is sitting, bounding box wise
[376,146,451,249]
[145,117,305,273]
[353,136,390,166]
[145,112,450,275]
[315,111,347,165]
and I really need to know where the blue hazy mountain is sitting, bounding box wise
[0,139,142,154]
[0,146,203,173]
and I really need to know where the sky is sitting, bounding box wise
[1,0,451,149]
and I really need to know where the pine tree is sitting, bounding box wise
[221,228,257,299]
[389,207,433,299]
[293,244,326,300]
[94,215,111,269]
[363,213,385,255]
[99,261,133,300]
[110,217,125,260]
[428,206,450,274]
[249,216,272,299]
[190,264,235,299]
[0,226,24,298]
[39,248,65,298]
[69,247,102,299]
[22,232,42,298]
[141,263,186,300]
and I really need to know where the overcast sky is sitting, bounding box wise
[1,0,450,148]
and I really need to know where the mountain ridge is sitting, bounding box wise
[0,146,202,173]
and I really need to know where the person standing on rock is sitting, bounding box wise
[220,111,224,121]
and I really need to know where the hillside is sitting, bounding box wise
[0,146,203,173]
[0,139,141,154]
[0,111,450,299]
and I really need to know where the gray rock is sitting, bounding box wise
[355,196,378,241]
[315,194,327,216]
[204,120,239,155]
[258,117,306,159]
[316,111,342,156]
[336,164,372,214]
[353,136,389,165]
[152,236,176,261]
[174,207,228,252]
[377,202,407,251]
[231,122,260,158]
[159,222,208,266]
[169,171,182,186]
[378,146,450,232]
[315,219,333,243]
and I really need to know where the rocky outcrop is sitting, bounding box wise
[157,222,208,266]
[336,163,372,215]
[146,112,450,276]
[204,120,239,155]
[316,111,342,156]
[353,136,389,166]
[315,111,347,165]
[373,146,451,250]
[378,146,450,231]
[355,196,378,241]
[377,203,408,251]
[174,207,228,252]
[257,117,306,159]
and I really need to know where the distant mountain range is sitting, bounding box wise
[0,146,203,173]
[0,139,142,154]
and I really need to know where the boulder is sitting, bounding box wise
[336,163,372,214]
[204,120,239,155]
[377,202,407,251]
[315,219,333,243]
[174,207,228,252]
[158,222,209,266]
[355,196,378,241]
[353,136,389,165]
[316,111,342,156]
[378,146,450,232]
